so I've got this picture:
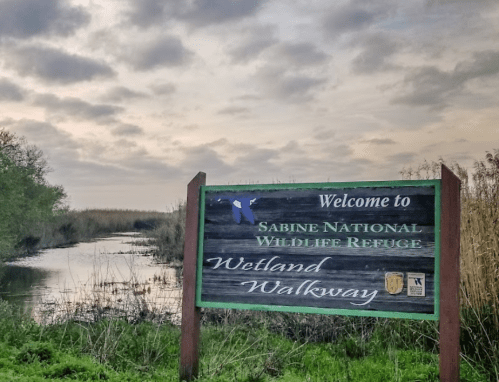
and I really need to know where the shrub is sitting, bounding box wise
[16,342,55,364]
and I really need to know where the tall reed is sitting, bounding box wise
[400,153,499,324]
[401,153,499,379]
[146,203,186,265]
[12,209,168,257]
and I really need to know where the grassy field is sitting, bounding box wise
[0,300,490,381]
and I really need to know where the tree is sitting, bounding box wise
[0,128,67,258]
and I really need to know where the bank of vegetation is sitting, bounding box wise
[20,208,169,254]
[399,152,499,380]
[0,300,490,381]
[0,128,168,261]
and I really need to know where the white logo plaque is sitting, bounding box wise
[407,273,425,297]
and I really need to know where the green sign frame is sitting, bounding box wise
[195,179,441,320]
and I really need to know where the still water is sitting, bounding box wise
[0,233,181,323]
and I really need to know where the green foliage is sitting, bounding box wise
[0,128,67,260]
[0,300,492,381]
[42,358,110,380]
[1,126,168,257]
[147,202,186,264]
[16,342,56,364]
[200,325,305,380]
[460,305,499,379]
[0,300,40,348]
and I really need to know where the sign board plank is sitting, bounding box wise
[196,180,440,320]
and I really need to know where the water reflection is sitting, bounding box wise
[0,265,52,305]
[0,233,181,324]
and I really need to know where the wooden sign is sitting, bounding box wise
[196,180,440,320]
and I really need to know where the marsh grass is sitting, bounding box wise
[145,203,186,263]
[0,299,181,381]
[0,285,490,380]
[401,154,499,319]
[139,202,186,280]
[33,249,182,327]
[5,297,479,382]
[401,152,499,380]
[13,208,168,258]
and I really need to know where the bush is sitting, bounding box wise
[148,203,186,265]
[0,128,67,259]
[16,342,55,364]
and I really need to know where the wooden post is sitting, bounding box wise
[180,172,206,381]
[439,164,460,382]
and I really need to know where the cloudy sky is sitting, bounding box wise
[1,0,498,211]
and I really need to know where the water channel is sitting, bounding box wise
[0,233,182,324]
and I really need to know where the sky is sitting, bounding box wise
[1,0,498,211]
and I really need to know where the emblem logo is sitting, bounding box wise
[385,272,404,294]
[217,195,260,224]
[407,273,425,297]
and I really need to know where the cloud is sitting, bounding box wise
[149,82,177,96]
[228,29,328,68]
[227,25,277,64]
[242,140,374,184]
[10,119,179,188]
[100,86,148,102]
[364,138,396,145]
[386,152,417,165]
[180,0,264,28]
[113,139,137,149]
[7,119,81,166]
[126,0,264,29]
[229,37,276,64]
[323,1,397,37]
[217,106,250,115]
[0,0,89,39]
[125,0,176,29]
[351,33,400,73]
[33,94,122,123]
[232,147,280,173]
[234,94,261,101]
[324,8,375,35]
[111,124,144,136]
[182,124,199,131]
[2,44,115,84]
[313,127,335,141]
[280,140,303,154]
[180,145,235,177]
[206,138,228,147]
[10,119,76,147]
[274,42,330,67]
[455,50,499,80]
[393,50,499,108]
[123,37,193,71]
[0,78,26,102]
[253,65,327,102]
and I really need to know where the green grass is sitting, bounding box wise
[0,300,492,382]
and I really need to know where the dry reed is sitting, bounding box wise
[34,245,182,326]
[401,152,499,328]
